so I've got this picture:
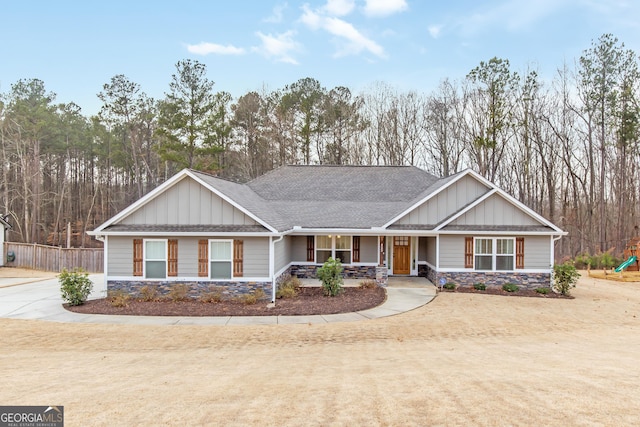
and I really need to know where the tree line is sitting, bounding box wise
[1,33,638,260]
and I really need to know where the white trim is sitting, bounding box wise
[436,268,552,274]
[437,230,565,236]
[434,189,498,231]
[107,275,272,282]
[382,169,479,228]
[473,237,516,272]
[209,238,234,280]
[90,231,281,237]
[143,238,168,279]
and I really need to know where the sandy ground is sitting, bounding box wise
[1,272,639,426]
[0,266,58,278]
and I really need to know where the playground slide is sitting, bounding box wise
[615,255,637,273]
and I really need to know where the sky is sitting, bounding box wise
[2,0,639,116]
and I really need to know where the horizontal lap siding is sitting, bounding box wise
[290,236,308,263]
[242,237,270,277]
[107,236,134,276]
[524,236,552,269]
[439,235,466,268]
[275,236,291,273]
[359,236,378,263]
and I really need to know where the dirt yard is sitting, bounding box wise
[1,272,639,426]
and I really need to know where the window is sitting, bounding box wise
[315,235,353,264]
[473,237,515,271]
[145,239,167,279]
[210,240,232,279]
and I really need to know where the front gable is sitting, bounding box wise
[449,193,540,227]
[120,175,259,227]
[390,173,490,227]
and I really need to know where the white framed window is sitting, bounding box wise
[209,239,232,279]
[474,237,515,271]
[315,235,352,264]
[145,239,167,279]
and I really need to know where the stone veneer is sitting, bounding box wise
[108,280,272,300]
[419,264,550,289]
[279,264,388,287]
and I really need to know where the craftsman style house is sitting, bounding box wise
[89,166,565,301]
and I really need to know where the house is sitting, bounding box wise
[88,166,566,301]
[0,215,11,267]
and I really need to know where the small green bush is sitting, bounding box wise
[359,279,378,289]
[108,290,131,307]
[473,283,486,291]
[240,288,266,305]
[317,257,344,297]
[502,283,519,293]
[139,285,158,302]
[200,286,223,303]
[168,283,189,302]
[535,287,550,295]
[553,262,580,296]
[443,282,456,290]
[276,276,302,299]
[59,267,93,306]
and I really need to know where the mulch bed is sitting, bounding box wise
[441,287,573,299]
[65,286,387,317]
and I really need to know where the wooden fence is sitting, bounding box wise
[3,242,104,273]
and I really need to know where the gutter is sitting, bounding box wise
[270,234,285,302]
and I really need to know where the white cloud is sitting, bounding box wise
[363,0,408,17]
[428,25,443,39]
[253,31,301,64]
[323,0,355,16]
[186,42,245,55]
[300,4,386,59]
[264,3,287,23]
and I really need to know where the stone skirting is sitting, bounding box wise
[108,280,272,300]
[434,271,551,290]
[288,264,378,279]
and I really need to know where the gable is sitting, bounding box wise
[450,193,540,227]
[119,176,260,227]
[393,174,490,226]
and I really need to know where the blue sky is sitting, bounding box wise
[2,0,639,116]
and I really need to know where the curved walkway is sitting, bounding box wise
[0,274,436,325]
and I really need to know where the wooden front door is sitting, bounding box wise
[393,236,411,275]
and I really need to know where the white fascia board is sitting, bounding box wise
[90,169,192,235]
[94,231,281,237]
[434,189,498,231]
[436,268,552,274]
[287,228,439,236]
[438,230,568,236]
[186,171,278,233]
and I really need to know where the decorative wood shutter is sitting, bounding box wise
[464,237,474,268]
[168,239,178,277]
[233,240,244,277]
[306,236,315,262]
[515,237,525,269]
[133,239,143,276]
[198,240,208,277]
[353,236,361,263]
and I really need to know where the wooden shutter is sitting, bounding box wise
[233,240,244,277]
[307,236,315,262]
[516,237,525,269]
[353,236,360,263]
[168,239,178,277]
[464,237,474,268]
[133,239,143,276]
[198,240,208,277]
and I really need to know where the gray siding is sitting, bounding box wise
[424,236,436,265]
[396,175,489,226]
[121,177,259,226]
[359,236,378,263]
[275,236,291,273]
[107,236,269,278]
[524,236,551,269]
[291,236,308,263]
[452,194,539,226]
[439,235,465,268]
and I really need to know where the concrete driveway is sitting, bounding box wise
[0,274,436,325]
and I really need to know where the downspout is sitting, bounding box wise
[270,234,284,302]
[550,234,563,292]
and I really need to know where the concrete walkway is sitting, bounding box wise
[0,275,437,325]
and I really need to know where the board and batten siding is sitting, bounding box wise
[120,177,259,226]
[395,175,489,226]
[451,194,539,226]
[107,236,269,277]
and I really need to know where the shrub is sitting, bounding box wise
[200,286,223,303]
[316,257,344,297]
[240,288,266,305]
[276,276,301,299]
[473,283,486,291]
[502,283,519,293]
[109,290,131,307]
[168,283,189,302]
[443,282,456,290]
[553,262,580,296]
[139,285,158,302]
[359,279,378,289]
[59,267,93,306]
[535,287,550,295]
